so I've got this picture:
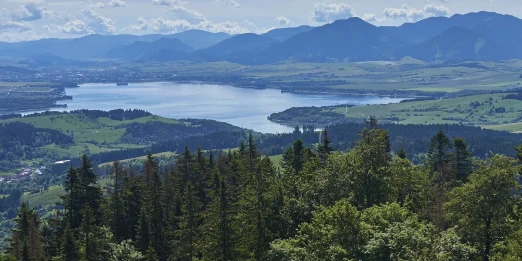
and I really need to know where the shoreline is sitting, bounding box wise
[75,80,420,99]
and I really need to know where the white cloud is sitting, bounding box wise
[129,16,249,34]
[169,6,206,23]
[58,20,91,34]
[383,5,425,22]
[213,0,241,8]
[87,2,105,8]
[0,21,32,33]
[274,16,293,26]
[309,2,354,23]
[362,13,376,22]
[43,10,74,22]
[424,4,451,17]
[11,3,44,22]
[108,0,127,8]
[81,9,115,33]
[152,0,183,6]
[383,4,450,22]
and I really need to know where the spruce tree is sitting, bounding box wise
[178,183,201,260]
[318,129,333,165]
[247,132,259,172]
[62,166,82,229]
[135,209,150,254]
[452,138,472,182]
[109,161,126,242]
[397,148,407,159]
[141,154,167,260]
[61,226,79,261]
[78,155,104,226]
[9,203,44,261]
[218,180,233,261]
[427,130,453,173]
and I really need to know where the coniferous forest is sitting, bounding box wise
[3,127,522,261]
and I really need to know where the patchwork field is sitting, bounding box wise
[335,93,522,129]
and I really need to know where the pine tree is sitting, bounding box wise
[452,138,472,182]
[79,206,96,261]
[178,183,201,260]
[352,128,392,208]
[62,166,82,229]
[427,130,453,173]
[218,180,233,261]
[141,154,167,260]
[515,144,522,162]
[201,174,234,261]
[247,132,259,172]
[135,209,150,254]
[61,226,79,261]
[317,129,333,165]
[78,155,104,226]
[120,173,142,242]
[9,203,44,261]
[109,161,126,242]
[397,148,407,159]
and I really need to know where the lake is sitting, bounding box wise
[54,82,406,133]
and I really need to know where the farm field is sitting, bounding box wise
[334,93,522,129]
[270,93,522,132]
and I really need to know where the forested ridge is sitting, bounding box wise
[3,126,522,261]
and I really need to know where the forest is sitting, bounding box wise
[3,126,522,261]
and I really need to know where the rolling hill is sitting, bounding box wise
[262,25,314,42]
[2,11,522,63]
[103,38,193,60]
[395,26,509,61]
[200,33,277,57]
[247,17,404,64]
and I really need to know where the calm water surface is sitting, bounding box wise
[53,82,405,133]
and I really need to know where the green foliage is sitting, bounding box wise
[428,130,453,173]
[109,240,143,261]
[267,199,364,261]
[4,130,522,261]
[445,154,520,261]
[9,203,44,261]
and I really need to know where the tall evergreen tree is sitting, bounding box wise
[247,132,259,172]
[427,130,453,173]
[452,138,472,182]
[141,154,167,260]
[109,161,126,242]
[352,128,392,208]
[79,155,104,226]
[61,166,82,229]
[9,203,44,261]
[317,129,333,165]
[61,226,79,261]
[178,183,201,260]
[201,175,234,261]
[397,148,407,159]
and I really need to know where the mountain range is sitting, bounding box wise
[1,11,521,65]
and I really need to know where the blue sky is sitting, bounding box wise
[0,0,520,42]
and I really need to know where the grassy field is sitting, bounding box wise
[323,93,522,132]
[98,151,177,167]
[269,154,283,170]
[23,185,64,208]
[0,114,183,158]
[140,60,522,94]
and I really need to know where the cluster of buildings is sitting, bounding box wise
[0,165,46,183]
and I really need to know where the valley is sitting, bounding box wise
[3,8,522,260]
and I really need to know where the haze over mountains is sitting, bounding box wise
[1,11,521,65]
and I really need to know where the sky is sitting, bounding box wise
[0,0,521,42]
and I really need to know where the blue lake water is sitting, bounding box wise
[52,82,405,133]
